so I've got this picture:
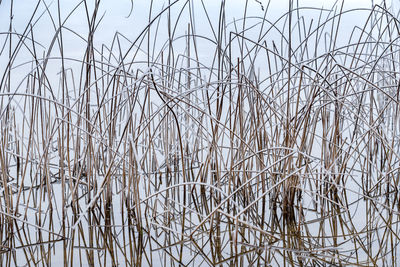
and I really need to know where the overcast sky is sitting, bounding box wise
[0,0,397,84]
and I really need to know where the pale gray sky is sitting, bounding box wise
[0,0,397,88]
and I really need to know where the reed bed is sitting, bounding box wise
[1,0,400,266]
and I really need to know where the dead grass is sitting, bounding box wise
[1,0,400,266]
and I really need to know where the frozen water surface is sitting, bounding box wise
[1,0,400,266]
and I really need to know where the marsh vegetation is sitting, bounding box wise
[1,0,400,266]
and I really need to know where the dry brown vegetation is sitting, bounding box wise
[1,0,400,266]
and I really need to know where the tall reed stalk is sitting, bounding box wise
[1,0,400,266]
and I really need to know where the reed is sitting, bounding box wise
[1,0,400,266]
